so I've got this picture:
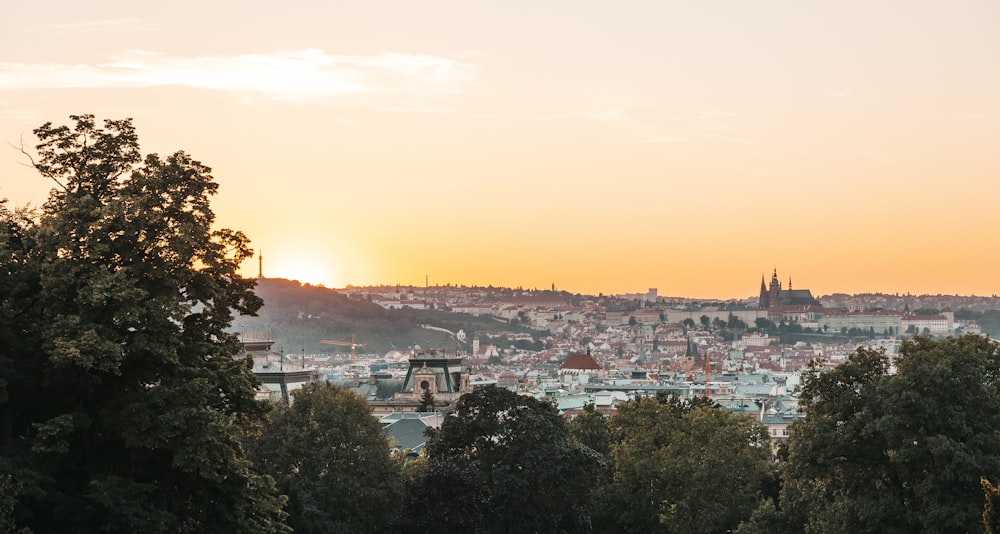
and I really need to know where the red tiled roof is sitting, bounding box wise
[559,353,601,370]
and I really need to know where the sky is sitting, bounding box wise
[2,1,998,299]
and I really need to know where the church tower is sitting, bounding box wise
[760,269,783,309]
[756,268,819,310]
[759,275,769,309]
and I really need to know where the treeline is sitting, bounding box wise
[956,309,1000,339]
[245,335,1000,533]
[240,278,546,355]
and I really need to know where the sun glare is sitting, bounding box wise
[253,254,342,288]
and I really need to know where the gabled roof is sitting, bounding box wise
[559,353,601,370]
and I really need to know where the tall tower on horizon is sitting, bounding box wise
[758,268,818,309]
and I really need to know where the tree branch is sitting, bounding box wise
[10,134,66,191]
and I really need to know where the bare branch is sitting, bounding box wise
[9,134,66,191]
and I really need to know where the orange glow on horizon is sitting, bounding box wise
[2,2,999,299]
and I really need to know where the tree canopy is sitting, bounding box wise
[0,115,286,532]
[758,335,1000,533]
[249,382,403,533]
[419,385,602,533]
[594,394,774,534]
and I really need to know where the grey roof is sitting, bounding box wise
[384,418,430,452]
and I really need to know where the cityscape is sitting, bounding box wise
[3,1,999,531]
[240,270,998,449]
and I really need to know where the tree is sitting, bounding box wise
[0,115,287,531]
[569,403,612,457]
[699,315,711,329]
[682,318,696,330]
[394,459,490,534]
[418,387,436,412]
[423,385,602,533]
[249,382,403,533]
[766,336,1000,533]
[984,477,1000,534]
[594,394,774,533]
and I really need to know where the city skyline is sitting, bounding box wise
[2,1,999,299]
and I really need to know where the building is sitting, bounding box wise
[239,332,313,405]
[368,349,472,416]
[758,269,820,309]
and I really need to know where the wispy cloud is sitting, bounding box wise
[23,18,147,34]
[0,49,477,102]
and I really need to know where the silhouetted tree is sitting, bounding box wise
[0,115,287,532]
[759,336,1000,532]
[424,385,602,533]
[249,383,403,533]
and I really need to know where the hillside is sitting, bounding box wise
[231,278,545,356]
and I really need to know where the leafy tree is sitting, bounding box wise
[248,382,403,533]
[418,387,436,412]
[0,115,287,532]
[765,336,1000,533]
[394,459,490,534]
[595,394,773,534]
[682,318,696,329]
[699,315,710,329]
[569,403,612,457]
[423,385,602,533]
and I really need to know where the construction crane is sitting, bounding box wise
[320,334,367,363]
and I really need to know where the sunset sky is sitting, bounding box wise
[2,1,998,298]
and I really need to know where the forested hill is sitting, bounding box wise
[231,278,544,356]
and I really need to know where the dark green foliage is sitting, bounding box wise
[394,460,490,533]
[0,115,287,532]
[594,394,773,534]
[570,403,611,457]
[418,387,435,412]
[423,385,602,533]
[248,383,403,533]
[766,336,1000,533]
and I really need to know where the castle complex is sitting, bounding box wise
[758,269,820,309]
